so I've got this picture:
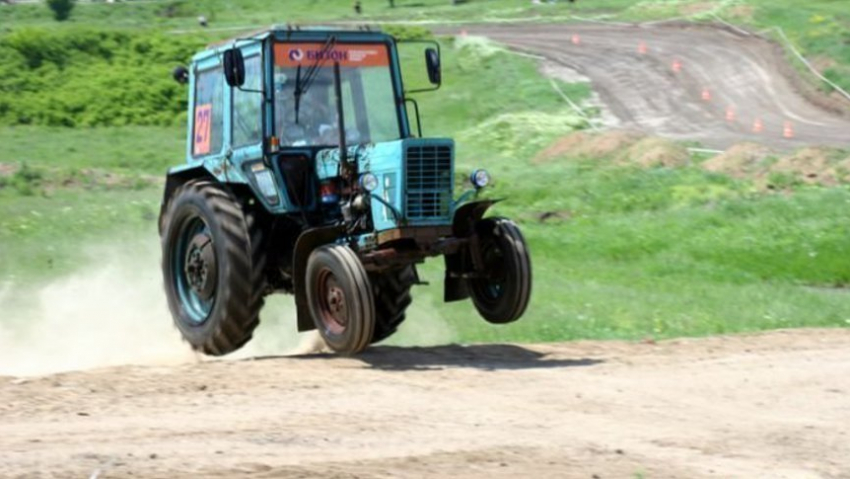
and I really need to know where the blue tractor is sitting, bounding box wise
[161,26,532,355]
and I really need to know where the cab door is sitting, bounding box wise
[188,55,226,165]
[228,42,265,166]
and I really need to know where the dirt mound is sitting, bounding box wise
[701,143,850,189]
[534,131,645,163]
[702,143,773,178]
[620,137,690,168]
[769,147,847,186]
[535,132,688,168]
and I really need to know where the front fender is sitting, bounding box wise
[444,199,500,302]
[452,199,500,238]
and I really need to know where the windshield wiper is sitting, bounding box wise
[293,36,337,124]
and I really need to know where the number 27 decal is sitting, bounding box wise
[194,104,213,155]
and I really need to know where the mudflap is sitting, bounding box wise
[293,225,347,332]
[444,199,500,303]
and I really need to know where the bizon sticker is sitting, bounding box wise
[275,43,389,68]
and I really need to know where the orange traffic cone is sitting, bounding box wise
[752,118,764,133]
[571,34,581,45]
[638,41,648,55]
[672,59,682,73]
[783,121,794,139]
[725,106,736,122]
[701,88,711,101]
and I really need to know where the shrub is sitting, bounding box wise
[46,0,75,21]
[0,28,203,127]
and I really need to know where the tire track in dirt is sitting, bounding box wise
[464,23,850,150]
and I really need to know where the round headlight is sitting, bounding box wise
[471,169,491,189]
[359,173,379,192]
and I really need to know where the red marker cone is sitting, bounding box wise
[752,118,764,133]
[783,121,794,139]
[571,34,581,45]
[638,41,648,55]
[725,106,736,122]
[672,59,682,73]
[701,88,712,101]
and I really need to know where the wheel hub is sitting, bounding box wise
[318,272,348,334]
[184,233,216,300]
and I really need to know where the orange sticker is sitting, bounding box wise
[194,104,213,155]
[274,43,390,68]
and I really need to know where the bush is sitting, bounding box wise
[46,0,75,21]
[0,28,203,127]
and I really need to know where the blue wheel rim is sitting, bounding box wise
[172,216,215,325]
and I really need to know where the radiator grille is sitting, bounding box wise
[405,145,453,220]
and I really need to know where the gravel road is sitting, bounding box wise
[465,23,850,150]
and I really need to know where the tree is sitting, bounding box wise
[46,0,75,21]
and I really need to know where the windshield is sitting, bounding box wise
[273,42,401,148]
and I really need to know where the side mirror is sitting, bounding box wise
[172,66,189,85]
[223,48,245,87]
[425,48,441,86]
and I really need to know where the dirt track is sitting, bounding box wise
[2,329,849,478]
[466,23,850,150]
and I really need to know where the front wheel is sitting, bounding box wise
[306,244,376,355]
[469,218,532,324]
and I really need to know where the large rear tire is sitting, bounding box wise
[161,180,266,356]
[469,218,532,324]
[306,244,375,355]
[370,265,416,344]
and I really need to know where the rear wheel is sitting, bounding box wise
[370,265,416,344]
[470,218,532,324]
[306,245,375,355]
[161,180,266,356]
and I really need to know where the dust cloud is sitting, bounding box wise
[0,237,196,377]
[0,236,458,377]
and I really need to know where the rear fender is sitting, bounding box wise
[293,225,347,332]
[159,165,214,234]
[444,199,499,302]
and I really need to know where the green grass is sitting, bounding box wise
[0,188,161,285]
[0,126,184,175]
[1,0,848,347]
[409,163,850,343]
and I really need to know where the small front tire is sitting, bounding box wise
[306,245,376,355]
[469,218,532,324]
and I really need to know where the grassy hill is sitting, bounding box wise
[0,0,848,347]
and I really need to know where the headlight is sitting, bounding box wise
[249,164,279,205]
[359,173,379,192]
[471,169,490,189]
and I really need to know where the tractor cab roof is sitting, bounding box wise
[194,25,391,62]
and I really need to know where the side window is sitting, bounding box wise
[193,67,224,157]
[233,55,263,147]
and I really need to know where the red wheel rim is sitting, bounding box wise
[316,268,347,335]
